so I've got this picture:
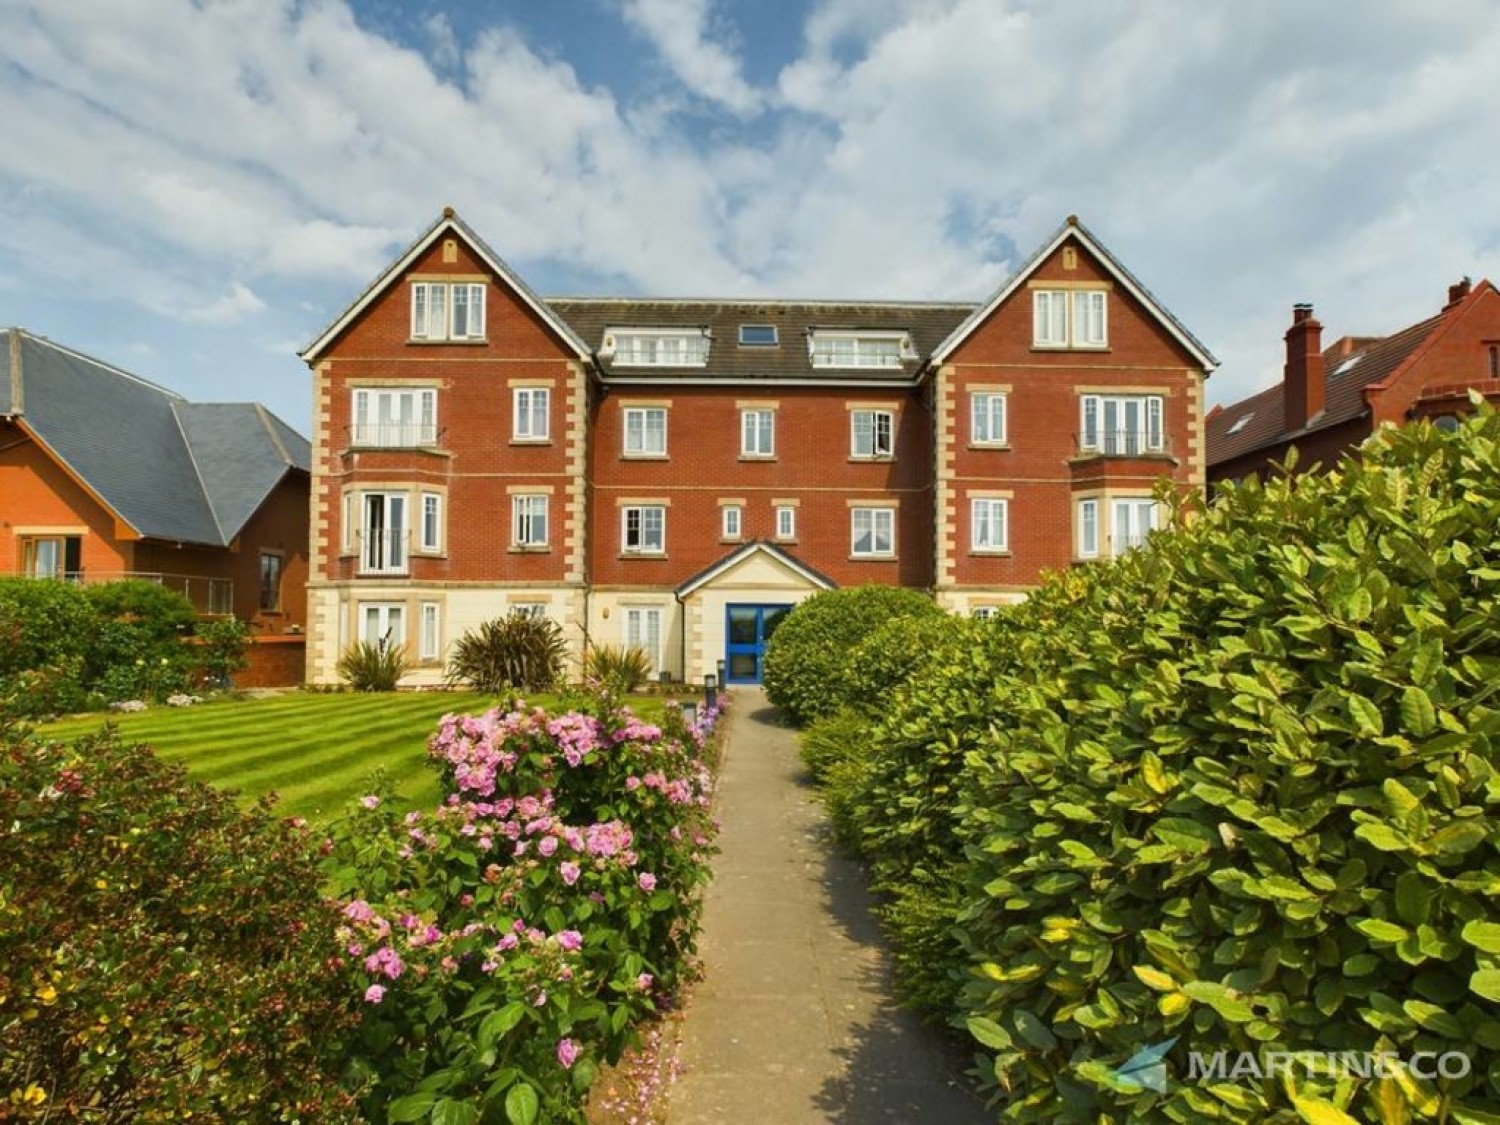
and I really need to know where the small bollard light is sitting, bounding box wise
[658,670,671,686]
[716,659,727,686]
[703,673,717,709]
[681,702,698,726]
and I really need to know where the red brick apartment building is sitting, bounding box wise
[0,329,310,640]
[301,209,1216,686]
[1208,278,1500,482]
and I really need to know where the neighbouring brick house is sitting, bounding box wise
[1207,278,1500,483]
[0,329,311,651]
[301,209,1216,686]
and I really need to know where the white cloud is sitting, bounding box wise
[173,282,266,325]
[619,0,763,115]
[0,0,1497,424]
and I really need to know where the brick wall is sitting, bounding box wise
[0,423,134,577]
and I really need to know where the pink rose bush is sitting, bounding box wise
[325,695,723,1123]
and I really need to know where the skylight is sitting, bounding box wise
[1227,413,1254,435]
[1332,355,1362,377]
[739,325,778,347]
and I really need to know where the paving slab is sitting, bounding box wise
[670,689,989,1124]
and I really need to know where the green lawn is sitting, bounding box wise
[40,691,666,823]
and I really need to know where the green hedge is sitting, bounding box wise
[762,585,944,725]
[825,411,1500,1120]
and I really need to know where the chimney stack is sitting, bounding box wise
[1447,277,1472,308]
[1284,303,1325,433]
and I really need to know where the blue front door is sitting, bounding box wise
[725,604,793,684]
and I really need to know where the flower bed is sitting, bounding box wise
[325,695,724,1124]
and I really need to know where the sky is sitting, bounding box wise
[2,0,1497,435]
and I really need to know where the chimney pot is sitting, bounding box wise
[1447,278,1472,307]
[1292,303,1314,323]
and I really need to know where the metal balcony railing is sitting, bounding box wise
[17,571,233,615]
[350,422,439,448]
[1078,429,1169,457]
[359,528,409,576]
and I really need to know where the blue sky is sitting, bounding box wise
[2,0,1498,434]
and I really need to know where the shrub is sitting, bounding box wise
[583,644,653,695]
[846,411,1500,1120]
[196,615,254,688]
[799,706,872,786]
[324,698,723,1122]
[762,585,943,725]
[844,612,973,714]
[446,614,567,693]
[0,578,97,680]
[83,578,197,642]
[338,634,410,691]
[0,722,359,1120]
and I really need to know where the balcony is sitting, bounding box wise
[359,528,409,576]
[1076,429,1170,458]
[16,571,233,616]
[349,422,439,449]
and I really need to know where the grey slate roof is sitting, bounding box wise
[547,298,975,382]
[2,329,309,547]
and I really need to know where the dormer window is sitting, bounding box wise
[411,282,485,341]
[809,330,912,369]
[605,328,710,367]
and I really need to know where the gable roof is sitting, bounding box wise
[930,216,1219,371]
[548,298,973,385]
[675,540,837,598]
[300,208,592,364]
[1206,308,1446,466]
[2,329,309,546]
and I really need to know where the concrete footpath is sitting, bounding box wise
[669,689,990,1124]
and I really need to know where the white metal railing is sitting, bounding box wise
[360,528,409,575]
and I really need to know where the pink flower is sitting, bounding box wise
[637,973,654,992]
[538,836,558,857]
[556,929,583,952]
[557,1037,580,1069]
[638,872,657,892]
[559,861,581,886]
[364,984,386,1004]
[360,795,380,809]
[533,989,548,1008]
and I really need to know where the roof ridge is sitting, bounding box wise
[253,402,294,466]
[546,296,981,309]
[11,328,188,401]
[169,401,227,545]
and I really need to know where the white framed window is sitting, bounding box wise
[623,407,668,456]
[352,388,437,447]
[21,535,81,580]
[341,492,354,552]
[419,602,441,662]
[1080,395,1164,455]
[512,495,549,548]
[360,493,408,575]
[1033,288,1108,348]
[776,506,796,540]
[419,492,442,553]
[972,606,999,620]
[513,387,550,441]
[740,409,775,457]
[511,602,547,620]
[609,329,709,367]
[722,505,742,540]
[621,506,666,554]
[411,282,485,341]
[810,331,909,369]
[624,607,664,673]
[971,498,1009,552]
[359,602,406,648]
[971,393,1008,445]
[1077,499,1099,559]
[1112,498,1158,556]
[850,507,895,557]
[850,410,894,458]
